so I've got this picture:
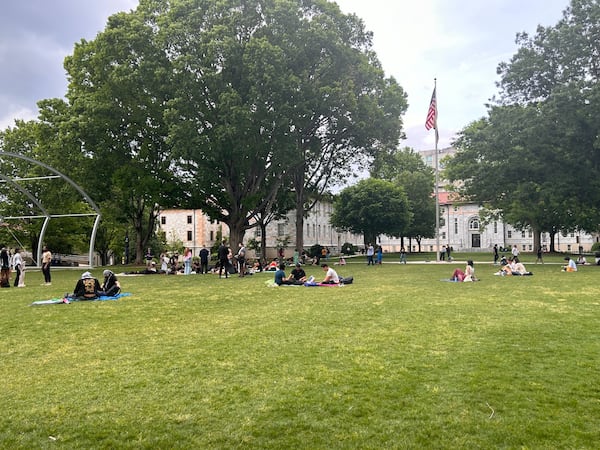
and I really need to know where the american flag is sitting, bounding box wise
[425,87,437,130]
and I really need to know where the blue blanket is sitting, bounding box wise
[30,292,132,306]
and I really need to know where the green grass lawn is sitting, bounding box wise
[1,258,599,448]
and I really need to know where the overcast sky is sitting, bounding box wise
[0,0,569,150]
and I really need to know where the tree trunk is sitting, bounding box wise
[260,222,268,264]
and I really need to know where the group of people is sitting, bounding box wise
[274,262,340,286]
[494,256,532,276]
[0,245,52,288]
[366,243,384,265]
[64,270,121,300]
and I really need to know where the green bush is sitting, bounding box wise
[341,242,357,255]
[308,244,323,258]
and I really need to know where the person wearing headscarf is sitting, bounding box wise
[101,270,121,296]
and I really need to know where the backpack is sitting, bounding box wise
[340,276,353,285]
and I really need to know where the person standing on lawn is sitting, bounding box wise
[41,246,52,286]
[12,248,25,287]
[199,245,210,274]
[366,243,375,265]
[218,239,230,279]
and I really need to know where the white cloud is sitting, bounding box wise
[0,0,569,153]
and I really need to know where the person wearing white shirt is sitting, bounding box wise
[320,263,340,284]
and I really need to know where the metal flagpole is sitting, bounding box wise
[433,79,440,262]
[425,78,439,262]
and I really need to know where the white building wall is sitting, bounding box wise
[159,200,363,259]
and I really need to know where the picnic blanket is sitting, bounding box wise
[30,292,132,306]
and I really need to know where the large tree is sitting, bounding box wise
[445,0,600,251]
[330,178,411,246]
[64,11,185,263]
[283,3,408,251]
[155,0,407,250]
[371,147,435,251]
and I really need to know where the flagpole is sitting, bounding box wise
[433,78,440,263]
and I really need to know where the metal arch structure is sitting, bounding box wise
[0,151,102,268]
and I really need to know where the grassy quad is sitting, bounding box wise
[1,256,599,448]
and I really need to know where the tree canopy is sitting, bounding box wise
[330,178,411,245]
[445,0,600,251]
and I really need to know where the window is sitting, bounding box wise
[469,218,479,230]
[454,218,458,234]
[187,215,192,224]
[161,216,166,225]
[441,232,446,240]
[507,230,512,238]
[187,231,192,241]
[528,230,533,238]
[521,231,526,238]
[278,224,285,236]
[307,223,310,237]
[318,225,321,237]
[255,229,262,237]
[493,221,497,234]
[210,231,214,241]
[439,217,445,228]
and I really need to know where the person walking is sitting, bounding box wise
[41,246,52,286]
[400,246,407,264]
[493,244,499,265]
[511,245,520,260]
[535,246,544,264]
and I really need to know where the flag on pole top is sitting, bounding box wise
[425,86,437,131]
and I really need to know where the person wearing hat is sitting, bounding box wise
[70,271,102,300]
[100,270,121,296]
[289,262,307,283]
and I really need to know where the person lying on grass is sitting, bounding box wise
[320,263,340,284]
[451,260,475,282]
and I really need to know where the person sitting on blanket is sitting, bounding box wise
[69,271,102,300]
[274,263,302,286]
[290,263,307,283]
[101,270,121,296]
[320,263,340,284]
[451,260,475,282]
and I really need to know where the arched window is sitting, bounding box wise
[468,217,480,230]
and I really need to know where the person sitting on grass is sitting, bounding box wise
[562,256,578,272]
[290,263,307,283]
[320,263,340,284]
[451,260,475,282]
[68,271,102,300]
[274,263,302,286]
[101,270,121,296]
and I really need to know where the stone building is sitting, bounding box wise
[158,200,363,259]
